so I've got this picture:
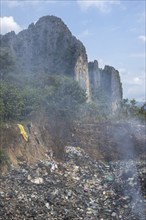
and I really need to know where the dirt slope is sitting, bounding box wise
[0,120,145,170]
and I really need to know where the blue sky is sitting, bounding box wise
[1,0,145,101]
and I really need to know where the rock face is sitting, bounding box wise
[0,15,90,97]
[0,15,122,109]
[89,60,123,112]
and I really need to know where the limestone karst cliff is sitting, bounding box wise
[0,15,122,110]
[88,60,122,112]
[0,15,90,97]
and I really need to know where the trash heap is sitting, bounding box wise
[0,146,145,220]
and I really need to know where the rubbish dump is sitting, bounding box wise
[0,146,145,220]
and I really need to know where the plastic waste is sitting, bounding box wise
[105,175,114,182]
[17,124,28,142]
[30,177,43,184]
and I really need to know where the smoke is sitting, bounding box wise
[111,119,146,219]
[116,160,145,219]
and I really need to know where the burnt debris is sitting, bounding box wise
[0,146,145,220]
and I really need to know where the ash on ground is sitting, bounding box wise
[0,146,145,220]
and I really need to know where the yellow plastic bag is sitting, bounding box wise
[17,124,28,142]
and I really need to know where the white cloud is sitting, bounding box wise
[0,16,22,34]
[2,0,29,8]
[120,69,145,101]
[129,53,145,58]
[118,68,127,75]
[78,29,92,38]
[130,27,137,33]
[138,11,146,23]
[120,70,145,86]
[3,0,56,8]
[125,85,145,101]
[133,77,143,85]
[77,0,120,13]
[138,35,146,42]
[5,1,22,7]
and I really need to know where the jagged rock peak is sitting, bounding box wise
[17,15,73,39]
[88,60,122,112]
[30,15,71,36]
[28,23,35,29]
[1,31,16,40]
[88,60,99,69]
[104,65,119,73]
[37,15,65,24]
[89,62,119,74]
[35,15,70,29]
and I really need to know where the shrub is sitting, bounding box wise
[0,148,10,173]
[45,76,87,119]
[0,75,87,123]
[0,47,15,80]
[121,99,146,121]
[0,81,24,121]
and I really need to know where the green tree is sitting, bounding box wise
[0,75,87,125]
[93,87,111,117]
[0,82,24,121]
[139,102,146,119]
[121,98,146,120]
[45,76,87,119]
[0,47,15,80]
[21,86,43,118]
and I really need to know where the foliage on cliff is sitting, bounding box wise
[0,47,15,80]
[0,75,87,122]
[0,82,24,121]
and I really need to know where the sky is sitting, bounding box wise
[0,0,146,101]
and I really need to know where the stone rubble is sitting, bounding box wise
[0,146,145,220]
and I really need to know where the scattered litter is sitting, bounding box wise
[0,146,145,219]
[30,177,43,184]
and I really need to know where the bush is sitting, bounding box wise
[121,99,146,121]
[0,47,15,80]
[77,101,110,123]
[0,81,24,121]
[45,76,87,119]
[0,75,87,122]
[0,148,10,173]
